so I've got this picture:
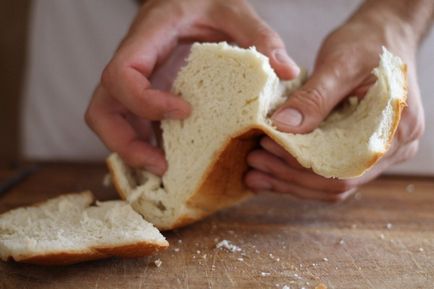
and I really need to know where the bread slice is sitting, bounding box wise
[0,192,168,265]
[108,42,407,230]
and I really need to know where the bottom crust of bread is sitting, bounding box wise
[13,241,168,265]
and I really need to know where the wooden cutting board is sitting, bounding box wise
[0,163,433,289]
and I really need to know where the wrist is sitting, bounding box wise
[347,8,418,58]
[349,0,434,49]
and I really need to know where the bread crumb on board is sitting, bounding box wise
[260,272,271,277]
[406,184,415,193]
[315,283,328,289]
[385,223,393,230]
[102,173,112,187]
[154,259,162,268]
[215,240,242,252]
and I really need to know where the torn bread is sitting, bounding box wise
[108,42,407,230]
[0,192,168,265]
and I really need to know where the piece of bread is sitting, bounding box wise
[0,192,168,265]
[108,42,407,230]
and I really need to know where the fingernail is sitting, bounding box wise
[273,49,300,76]
[272,108,303,128]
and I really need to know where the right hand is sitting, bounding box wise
[85,0,299,176]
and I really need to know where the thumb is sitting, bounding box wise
[215,3,299,80]
[271,63,358,133]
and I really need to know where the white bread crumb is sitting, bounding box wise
[216,240,241,252]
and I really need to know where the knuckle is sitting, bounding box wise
[294,87,329,116]
[254,24,283,48]
[84,110,91,127]
[101,64,115,89]
[398,140,419,162]
[84,107,95,128]
[408,118,425,142]
[398,103,425,143]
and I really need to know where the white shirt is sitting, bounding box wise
[22,0,434,175]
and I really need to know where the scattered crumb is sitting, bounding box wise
[386,223,393,230]
[154,259,162,268]
[211,265,216,271]
[255,249,260,254]
[269,253,280,262]
[178,239,183,244]
[173,248,180,252]
[237,257,244,262]
[196,250,201,254]
[315,283,328,289]
[282,285,290,289]
[379,234,385,240]
[419,247,424,252]
[102,174,112,187]
[202,254,207,259]
[339,239,345,245]
[216,240,242,252]
[322,257,328,262]
[260,272,271,277]
[406,184,415,193]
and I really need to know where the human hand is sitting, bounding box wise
[85,0,299,175]
[245,2,428,201]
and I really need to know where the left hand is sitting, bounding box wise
[244,7,425,201]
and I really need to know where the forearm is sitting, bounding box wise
[350,0,434,47]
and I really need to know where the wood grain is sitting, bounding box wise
[0,163,433,289]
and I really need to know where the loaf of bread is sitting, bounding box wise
[108,42,407,230]
[0,192,168,265]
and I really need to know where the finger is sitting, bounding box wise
[245,170,355,202]
[212,2,299,80]
[259,137,306,170]
[271,50,371,133]
[247,149,360,193]
[101,5,192,121]
[103,69,191,120]
[85,86,167,175]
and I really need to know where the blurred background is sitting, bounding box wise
[0,1,31,166]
